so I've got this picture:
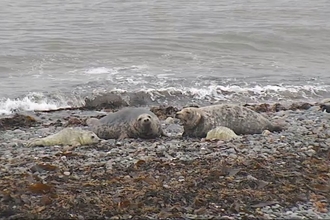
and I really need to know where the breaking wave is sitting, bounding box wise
[0,83,328,115]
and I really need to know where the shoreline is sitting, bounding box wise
[1,102,330,219]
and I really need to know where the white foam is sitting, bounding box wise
[0,93,71,115]
[137,83,329,102]
[85,67,116,75]
[1,83,328,115]
[84,65,149,75]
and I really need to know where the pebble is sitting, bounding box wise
[1,108,330,219]
[262,130,271,136]
[305,149,316,157]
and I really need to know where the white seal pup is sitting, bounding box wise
[205,126,239,141]
[86,107,167,140]
[175,104,283,138]
[27,127,101,147]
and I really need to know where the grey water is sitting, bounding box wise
[1,0,330,113]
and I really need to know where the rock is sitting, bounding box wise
[289,102,313,111]
[128,91,154,106]
[64,117,85,127]
[305,149,316,157]
[205,126,239,141]
[84,93,128,111]
[0,114,39,131]
[262,130,271,136]
[163,124,184,137]
[150,106,180,120]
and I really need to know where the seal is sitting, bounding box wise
[86,107,167,140]
[27,127,101,147]
[320,98,330,113]
[175,104,283,138]
[205,126,239,141]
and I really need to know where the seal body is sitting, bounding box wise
[205,126,239,141]
[175,104,282,138]
[27,128,101,147]
[86,107,167,140]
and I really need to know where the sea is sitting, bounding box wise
[1,0,330,115]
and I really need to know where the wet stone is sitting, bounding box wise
[1,103,330,219]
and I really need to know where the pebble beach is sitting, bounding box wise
[1,102,330,219]
[2,0,330,219]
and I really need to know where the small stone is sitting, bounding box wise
[156,145,167,152]
[294,142,303,147]
[262,130,271,136]
[104,139,115,145]
[301,147,307,151]
[285,211,293,215]
[164,117,174,124]
[63,171,70,176]
[219,216,234,220]
[105,161,113,171]
[305,149,316,157]
[272,204,281,209]
[305,120,314,124]
[226,148,236,155]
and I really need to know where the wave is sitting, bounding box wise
[0,93,71,115]
[0,83,328,115]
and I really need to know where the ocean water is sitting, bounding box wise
[1,0,330,115]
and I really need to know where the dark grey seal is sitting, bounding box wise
[86,107,167,140]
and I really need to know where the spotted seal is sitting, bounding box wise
[27,127,101,147]
[175,104,283,138]
[86,107,167,140]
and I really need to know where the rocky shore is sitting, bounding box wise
[1,102,330,219]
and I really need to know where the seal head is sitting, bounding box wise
[175,107,203,129]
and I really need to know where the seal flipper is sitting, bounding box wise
[268,121,286,133]
[26,139,44,147]
[69,140,82,147]
[118,132,129,140]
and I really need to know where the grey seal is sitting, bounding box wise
[175,104,283,138]
[86,107,167,140]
